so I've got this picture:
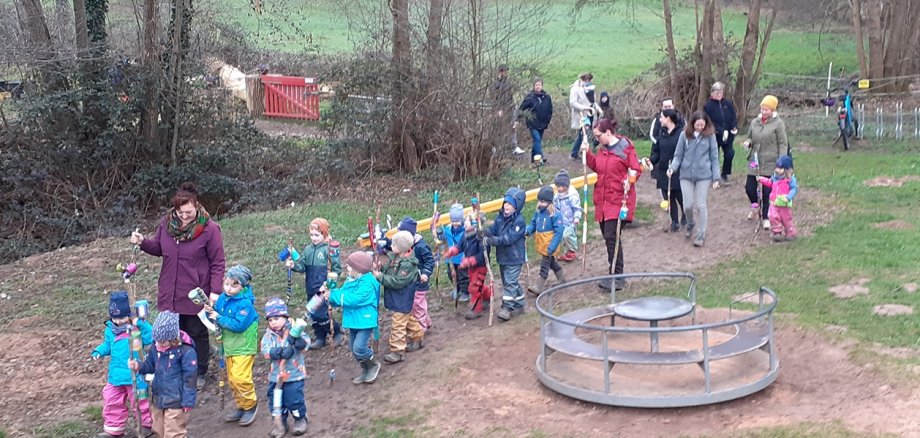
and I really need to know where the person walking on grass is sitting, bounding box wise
[667,111,721,248]
[324,251,382,383]
[742,95,789,231]
[759,155,799,242]
[286,218,344,349]
[526,186,567,296]
[703,82,739,185]
[553,170,582,262]
[376,231,423,364]
[484,187,528,321]
[569,73,603,161]
[516,78,553,164]
[491,65,523,155]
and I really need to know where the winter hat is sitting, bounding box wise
[310,218,330,238]
[760,95,778,111]
[776,155,794,170]
[226,264,252,287]
[108,291,132,319]
[554,170,571,188]
[392,230,415,254]
[347,251,374,274]
[397,216,418,235]
[537,186,555,203]
[264,297,289,319]
[152,310,180,342]
[449,204,465,223]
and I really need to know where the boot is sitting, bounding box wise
[291,417,308,436]
[238,405,258,427]
[406,339,424,352]
[353,360,370,384]
[464,308,483,320]
[383,352,404,363]
[140,427,154,438]
[223,408,244,422]
[554,269,567,285]
[363,357,381,383]
[269,420,287,438]
[333,331,345,347]
[496,308,511,321]
[527,276,547,296]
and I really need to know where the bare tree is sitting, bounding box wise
[848,0,868,78]
[732,0,775,123]
[662,0,678,92]
[140,0,161,149]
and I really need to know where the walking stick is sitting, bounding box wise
[610,177,630,286]
[475,193,497,327]
[271,330,290,434]
[430,191,443,299]
[749,153,762,245]
[285,239,294,303]
[126,325,144,437]
[367,216,381,352]
[580,116,591,273]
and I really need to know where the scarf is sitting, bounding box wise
[110,321,129,337]
[167,205,211,242]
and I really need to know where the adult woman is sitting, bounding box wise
[582,118,642,290]
[667,111,721,247]
[515,77,553,163]
[130,182,226,389]
[568,73,602,160]
[703,82,738,184]
[742,95,788,230]
[650,109,687,232]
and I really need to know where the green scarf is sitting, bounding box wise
[167,205,211,242]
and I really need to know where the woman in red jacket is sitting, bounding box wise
[130,182,226,390]
[583,118,642,291]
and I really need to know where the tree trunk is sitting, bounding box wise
[17,0,64,92]
[426,0,443,70]
[711,0,727,83]
[848,0,868,79]
[751,8,777,96]
[140,0,161,150]
[390,0,419,172]
[696,0,715,109]
[662,0,679,93]
[73,0,89,53]
[864,0,883,79]
[733,0,763,125]
[881,0,909,91]
[85,0,107,50]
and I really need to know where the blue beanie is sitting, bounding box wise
[108,291,132,319]
[264,297,288,319]
[449,204,464,223]
[776,155,793,170]
[152,310,180,342]
[554,170,571,188]
[226,264,252,287]
[398,216,417,235]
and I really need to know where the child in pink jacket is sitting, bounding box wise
[758,155,798,242]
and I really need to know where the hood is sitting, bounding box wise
[503,187,526,213]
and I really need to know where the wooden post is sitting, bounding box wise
[246,75,265,118]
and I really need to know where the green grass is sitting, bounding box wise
[82,405,103,423]
[351,411,432,438]
[31,421,95,438]
[705,421,898,438]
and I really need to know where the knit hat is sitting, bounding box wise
[711,81,725,92]
[310,218,330,238]
[152,310,180,342]
[264,297,288,319]
[392,230,415,253]
[226,264,252,287]
[760,95,778,111]
[449,204,465,223]
[554,170,571,188]
[776,155,794,170]
[108,291,132,319]
[537,186,555,203]
[347,251,374,274]
[397,217,417,235]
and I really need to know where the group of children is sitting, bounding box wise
[91,172,591,437]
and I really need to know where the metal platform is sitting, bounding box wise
[535,272,779,408]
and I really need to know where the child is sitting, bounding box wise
[208,264,259,426]
[92,291,154,438]
[484,187,527,322]
[553,170,583,261]
[324,251,382,384]
[129,310,196,438]
[397,217,434,334]
[759,155,799,242]
[439,204,470,303]
[526,186,567,296]
[287,218,344,348]
[260,297,310,437]
[376,230,423,363]
[445,212,493,320]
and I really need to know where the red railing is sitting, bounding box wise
[260,75,320,120]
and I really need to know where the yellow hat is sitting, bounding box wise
[760,95,778,111]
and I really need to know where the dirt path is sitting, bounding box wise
[1,151,918,437]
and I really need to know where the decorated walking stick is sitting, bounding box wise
[610,176,631,285]
[271,330,290,434]
[277,243,301,303]
[126,325,145,436]
[188,287,225,409]
[580,114,591,273]
[749,153,762,245]
[474,194,496,327]
[430,190,443,297]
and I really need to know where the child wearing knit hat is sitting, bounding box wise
[525,186,567,296]
[552,170,583,261]
[324,251,382,383]
[92,291,154,437]
[286,217,344,348]
[205,264,260,426]
[129,310,197,438]
[397,216,434,334]
[485,187,528,322]
[758,155,799,242]
[438,204,471,303]
[375,230,423,363]
[260,297,310,436]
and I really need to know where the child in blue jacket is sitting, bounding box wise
[325,251,382,384]
[261,297,310,437]
[93,291,153,437]
[438,204,470,303]
[130,310,196,438]
[484,187,528,322]
[526,186,567,296]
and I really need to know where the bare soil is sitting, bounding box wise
[1,158,919,437]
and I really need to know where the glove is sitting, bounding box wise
[281,346,295,360]
[482,228,494,238]
[443,246,460,259]
[459,256,476,269]
[268,347,284,360]
[91,352,101,361]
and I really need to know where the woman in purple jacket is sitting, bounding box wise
[130,182,226,390]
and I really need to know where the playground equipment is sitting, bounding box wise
[535,272,779,408]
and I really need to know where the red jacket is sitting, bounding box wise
[586,136,642,223]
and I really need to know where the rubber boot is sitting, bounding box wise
[269,420,286,438]
[527,276,547,296]
[291,417,308,436]
[554,268,567,285]
[352,360,369,384]
[363,357,381,383]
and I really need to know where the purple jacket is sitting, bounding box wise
[140,217,226,315]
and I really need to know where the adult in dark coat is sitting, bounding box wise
[131,182,226,389]
[650,109,687,232]
[703,82,738,184]
[515,78,553,163]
